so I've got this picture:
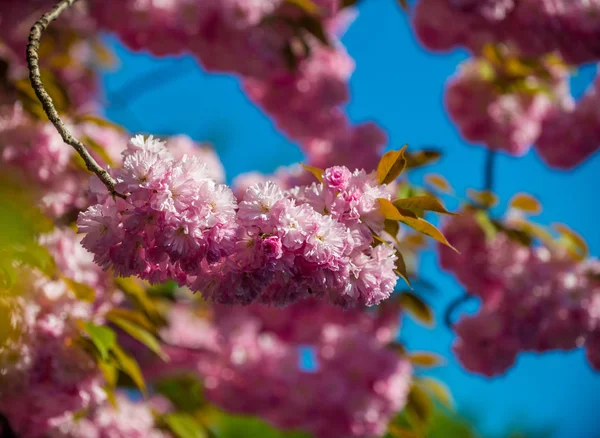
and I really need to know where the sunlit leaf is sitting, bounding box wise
[377,145,408,185]
[378,198,405,220]
[393,196,456,216]
[300,163,324,182]
[397,216,457,251]
[404,149,441,170]
[552,223,588,261]
[405,384,433,430]
[418,377,454,410]
[473,209,498,241]
[81,323,116,362]
[424,174,453,194]
[114,277,160,320]
[63,277,95,302]
[388,425,421,438]
[398,293,434,327]
[106,308,155,332]
[408,352,445,368]
[285,0,319,13]
[98,358,118,387]
[111,344,146,394]
[164,413,208,438]
[467,189,498,208]
[108,315,167,361]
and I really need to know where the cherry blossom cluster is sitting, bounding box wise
[444,54,570,156]
[147,298,410,438]
[439,212,600,376]
[412,0,600,65]
[51,394,171,438]
[0,228,121,437]
[78,136,401,308]
[535,72,600,169]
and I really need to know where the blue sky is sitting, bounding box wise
[100,2,600,436]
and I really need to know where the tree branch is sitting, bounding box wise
[483,148,496,193]
[444,292,474,328]
[26,0,125,198]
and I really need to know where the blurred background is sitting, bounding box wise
[99,1,600,437]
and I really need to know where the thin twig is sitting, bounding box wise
[26,0,125,198]
[444,292,474,328]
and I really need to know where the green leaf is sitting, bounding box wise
[106,308,155,332]
[397,216,457,252]
[398,293,434,327]
[154,374,206,412]
[300,164,324,182]
[14,244,56,277]
[473,209,498,242]
[82,323,116,362]
[108,314,167,361]
[418,377,454,411]
[405,384,433,431]
[111,344,146,394]
[164,413,207,438]
[63,277,95,302]
[387,425,421,438]
[82,135,116,167]
[377,145,408,185]
[393,196,456,216]
[408,351,445,368]
[98,358,118,387]
[114,277,160,320]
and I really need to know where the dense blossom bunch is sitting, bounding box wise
[535,72,600,169]
[52,394,171,438]
[412,0,600,65]
[444,56,570,156]
[79,136,401,307]
[0,228,120,437]
[439,212,600,376]
[150,299,411,438]
[78,135,238,284]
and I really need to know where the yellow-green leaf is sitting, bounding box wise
[106,308,155,332]
[76,114,126,132]
[108,315,168,361]
[467,189,498,208]
[285,0,319,13]
[378,198,405,220]
[164,413,208,438]
[377,145,408,185]
[397,216,457,252]
[473,209,498,241]
[114,277,160,320]
[384,220,400,240]
[98,358,118,387]
[111,344,147,395]
[394,250,411,288]
[300,163,324,182]
[418,377,454,410]
[393,196,456,216]
[371,233,388,247]
[405,149,441,170]
[408,352,445,368]
[424,173,453,194]
[63,277,95,302]
[509,193,542,215]
[552,223,588,262]
[398,293,434,327]
[405,384,433,430]
[82,323,116,362]
[388,425,421,438]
